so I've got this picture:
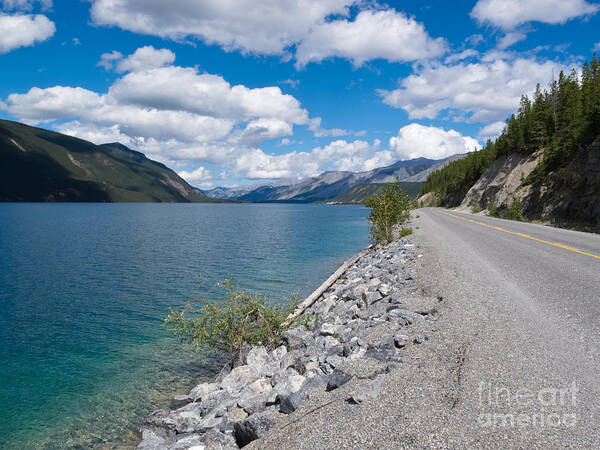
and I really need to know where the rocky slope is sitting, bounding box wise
[0,119,211,202]
[138,237,439,449]
[458,150,542,210]
[457,136,600,229]
[207,156,462,203]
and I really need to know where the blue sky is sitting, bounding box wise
[1,0,599,189]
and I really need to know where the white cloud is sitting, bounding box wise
[479,121,506,139]
[56,121,134,146]
[233,149,315,180]
[389,124,481,160]
[178,166,212,183]
[115,46,175,73]
[593,42,600,52]
[90,0,352,55]
[5,85,234,143]
[497,31,527,49]
[108,66,309,124]
[378,57,567,123]
[89,1,443,67]
[235,118,293,146]
[231,138,384,179]
[444,49,479,64]
[471,0,599,29]
[295,9,446,67]
[0,13,55,53]
[2,0,51,10]
[97,50,123,70]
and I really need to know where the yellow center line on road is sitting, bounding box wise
[439,210,600,261]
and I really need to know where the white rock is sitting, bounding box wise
[189,382,219,402]
[220,366,258,395]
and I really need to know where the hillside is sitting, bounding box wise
[208,155,460,203]
[330,182,425,204]
[0,120,212,202]
[420,55,600,229]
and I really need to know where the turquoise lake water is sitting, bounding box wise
[0,203,370,449]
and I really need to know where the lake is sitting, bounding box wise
[0,203,370,449]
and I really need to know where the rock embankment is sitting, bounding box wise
[138,237,439,449]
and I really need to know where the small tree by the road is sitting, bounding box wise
[364,182,412,244]
[508,196,525,221]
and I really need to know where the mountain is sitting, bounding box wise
[207,156,461,203]
[329,182,425,204]
[0,119,213,202]
[403,153,466,182]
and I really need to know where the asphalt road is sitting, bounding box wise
[412,208,600,447]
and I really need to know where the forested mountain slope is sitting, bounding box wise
[0,120,212,202]
[420,55,600,229]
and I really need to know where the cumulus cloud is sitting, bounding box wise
[471,0,599,29]
[115,46,175,73]
[0,13,55,53]
[593,42,600,52]
[444,49,479,64]
[90,0,352,55]
[378,56,567,123]
[2,0,51,10]
[497,31,527,49]
[389,124,480,160]
[178,166,212,183]
[230,138,385,180]
[97,50,123,70]
[89,1,443,67]
[295,9,446,67]
[235,118,293,146]
[479,120,506,139]
[108,66,309,124]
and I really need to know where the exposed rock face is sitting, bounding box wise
[459,150,542,210]
[456,136,600,229]
[524,137,600,228]
[137,238,436,449]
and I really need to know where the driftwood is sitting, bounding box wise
[283,245,372,326]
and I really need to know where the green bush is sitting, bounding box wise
[398,227,413,238]
[508,196,525,221]
[470,201,482,213]
[163,280,299,361]
[487,198,498,217]
[364,183,412,244]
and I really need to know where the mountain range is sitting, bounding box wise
[207,154,464,202]
[0,118,466,204]
[0,119,212,202]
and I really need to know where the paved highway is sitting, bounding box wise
[412,208,600,447]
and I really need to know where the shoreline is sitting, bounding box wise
[138,235,435,449]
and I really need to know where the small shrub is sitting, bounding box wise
[470,201,482,213]
[364,182,412,244]
[163,280,299,361]
[398,227,413,238]
[487,198,498,217]
[508,196,525,221]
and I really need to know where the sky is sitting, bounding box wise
[0,0,599,189]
